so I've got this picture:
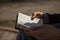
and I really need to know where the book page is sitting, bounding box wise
[17,12,43,29]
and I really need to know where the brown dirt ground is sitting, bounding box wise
[0,1,60,20]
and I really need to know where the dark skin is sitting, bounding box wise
[23,24,60,40]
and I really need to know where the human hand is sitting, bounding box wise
[31,12,43,20]
[31,12,49,24]
[23,24,60,40]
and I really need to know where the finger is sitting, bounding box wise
[23,24,50,35]
[31,12,41,18]
[30,24,47,31]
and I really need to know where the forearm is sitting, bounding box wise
[57,29,60,40]
[34,29,60,40]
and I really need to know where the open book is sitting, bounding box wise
[15,12,43,30]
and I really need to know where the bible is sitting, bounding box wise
[15,12,43,30]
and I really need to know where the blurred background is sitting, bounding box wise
[0,0,60,40]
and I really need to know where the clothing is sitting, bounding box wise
[16,29,36,40]
[46,13,60,24]
[16,13,60,40]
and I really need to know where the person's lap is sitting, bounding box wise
[16,23,60,40]
[16,29,36,40]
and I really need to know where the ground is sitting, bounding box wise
[0,28,17,40]
[0,26,18,40]
[0,1,60,20]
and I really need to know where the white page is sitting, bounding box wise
[17,12,43,29]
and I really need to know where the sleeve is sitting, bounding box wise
[43,13,60,24]
[42,13,50,24]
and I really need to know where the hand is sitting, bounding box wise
[31,12,43,20]
[23,24,60,40]
[31,12,49,24]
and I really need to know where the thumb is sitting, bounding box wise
[30,24,47,31]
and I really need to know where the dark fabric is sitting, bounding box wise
[16,13,60,40]
[51,23,60,29]
[46,14,60,24]
[16,23,60,40]
[16,30,36,40]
